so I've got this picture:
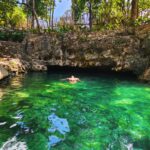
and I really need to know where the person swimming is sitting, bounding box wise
[61,75,80,84]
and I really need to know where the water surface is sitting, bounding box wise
[0,72,150,150]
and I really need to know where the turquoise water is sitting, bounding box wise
[0,72,150,150]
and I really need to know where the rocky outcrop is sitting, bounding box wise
[140,68,150,82]
[0,58,27,75]
[20,31,150,82]
[0,28,150,82]
[0,66,9,80]
[0,41,28,78]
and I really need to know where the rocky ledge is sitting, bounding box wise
[0,66,9,80]
[0,27,150,82]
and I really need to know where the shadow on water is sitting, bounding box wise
[0,67,150,150]
[47,65,138,81]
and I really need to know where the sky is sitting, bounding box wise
[19,0,72,20]
[54,0,72,20]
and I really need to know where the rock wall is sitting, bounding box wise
[0,41,27,80]
[21,31,150,81]
[0,30,150,82]
[0,66,9,80]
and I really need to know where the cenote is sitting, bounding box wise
[0,69,150,150]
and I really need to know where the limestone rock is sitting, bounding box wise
[0,66,9,80]
[32,60,47,71]
[0,29,150,82]
[139,68,150,82]
[0,58,26,75]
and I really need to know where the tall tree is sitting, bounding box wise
[31,0,35,28]
[72,0,79,24]
[88,0,92,30]
[51,0,55,30]
[17,0,40,31]
[0,0,16,27]
[131,0,139,21]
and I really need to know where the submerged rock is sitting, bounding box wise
[9,121,32,135]
[16,122,31,134]
[10,111,32,135]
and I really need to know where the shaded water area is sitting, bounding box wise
[0,70,150,150]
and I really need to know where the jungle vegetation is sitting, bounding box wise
[0,0,149,32]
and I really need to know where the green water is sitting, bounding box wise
[0,72,150,150]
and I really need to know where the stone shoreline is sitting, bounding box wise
[0,29,150,83]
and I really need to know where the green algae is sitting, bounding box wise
[0,72,150,150]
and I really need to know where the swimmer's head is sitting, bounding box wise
[71,75,74,78]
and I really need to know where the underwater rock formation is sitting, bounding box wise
[9,111,33,135]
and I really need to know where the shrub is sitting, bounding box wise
[0,30,26,42]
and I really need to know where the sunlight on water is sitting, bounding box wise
[0,72,150,150]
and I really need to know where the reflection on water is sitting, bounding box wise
[9,75,25,88]
[48,113,70,135]
[0,136,27,150]
[48,113,70,149]
[0,89,5,100]
[0,72,150,150]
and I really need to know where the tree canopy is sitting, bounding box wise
[0,0,149,31]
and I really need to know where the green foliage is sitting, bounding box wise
[57,25,73,33]
[0,32,8,41]
[0,0,150,32]
[72,0,150,31]
[7,7,27,28]
[11,31,26,42]
[29,28,41,34]
[0,0,16,26]
[0,1,26,28]
[0,30,26,42]
[134,17,150,27]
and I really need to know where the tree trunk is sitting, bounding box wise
[51,0,55,30]
[131,0,139,21]
[127,0,130,18]
[48,5,51,27]
[26,0,29,29]
[72,0,78,24]
[17,1,40,32]
[89,1,92,30]
[31,0,35,29]
[33,9,40,31]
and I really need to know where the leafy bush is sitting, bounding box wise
[134,17,150,26]
[0,32,8,41]
[0,30,26,42]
